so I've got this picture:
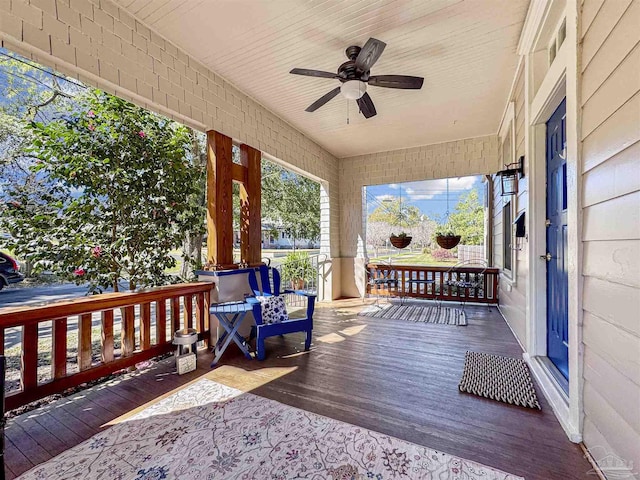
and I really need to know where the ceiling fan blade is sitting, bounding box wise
[290,68,337,79]
[357,92,377,119]
[368,75,424,89]
[305,86,341,112]
[355,37,386,73]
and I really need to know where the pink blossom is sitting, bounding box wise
[87,110,96,118]
[88,124,95,131]
[74,268,86,277]
[138,131,146,138]
[91,246,102,258]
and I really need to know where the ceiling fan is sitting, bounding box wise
[290,37,424,119]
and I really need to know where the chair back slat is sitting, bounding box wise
[249,266,281,297]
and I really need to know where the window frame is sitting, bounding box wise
[498,102,517,284]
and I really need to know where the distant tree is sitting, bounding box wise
[368,197,422,229]
[261,160,320,248]
[0,51,81,277]
[408,216,437,248]
[0,49,79,121]
[180,129,207,279]
[2,90,202,292]
[447,189,485,245]
[365,221,390,257]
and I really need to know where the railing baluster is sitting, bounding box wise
[171,297,180,335]
[122,306,136,357]
[141,302,151,351]
[184,294,194,329]
[78,313,93,371]
[21,323,38,390]
[195,293,205,334]
[156,299,167,344]
[52,318,67,379]
[101,310,114,363]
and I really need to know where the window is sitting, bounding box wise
[503,200,512,273]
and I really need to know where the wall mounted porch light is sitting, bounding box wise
[498,156,525,196]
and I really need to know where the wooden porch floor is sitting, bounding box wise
[4,299,592,479]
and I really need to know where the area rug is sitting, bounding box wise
[359,303,467,326]
[459,351,541,410]
[18,378,524,479]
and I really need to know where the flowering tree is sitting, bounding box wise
[3,90,202,292]
[407,216,437,248]
[365,221,390,257]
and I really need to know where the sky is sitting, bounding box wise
[365,175,485,224]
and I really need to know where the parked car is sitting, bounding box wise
[0,252,24,290]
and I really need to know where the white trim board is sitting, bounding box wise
[524,353,582,442]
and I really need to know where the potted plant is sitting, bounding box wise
[281,251,314,290]
[435,229,461,250]
[389,232,412,249]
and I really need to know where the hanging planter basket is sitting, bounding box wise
[436,234,461,250]
[390,235,412,249]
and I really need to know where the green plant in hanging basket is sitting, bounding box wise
[434,228,461,250]
[390,232,412,249]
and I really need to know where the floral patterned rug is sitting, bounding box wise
[19,379,524,480]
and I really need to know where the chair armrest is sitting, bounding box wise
[283,289,317,298]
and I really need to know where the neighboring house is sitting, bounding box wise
[261,229,318,249]
[232,224,319,249]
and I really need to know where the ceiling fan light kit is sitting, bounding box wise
[290,37,424,119]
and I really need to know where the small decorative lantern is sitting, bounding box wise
[498,156,525,196]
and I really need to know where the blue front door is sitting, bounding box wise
[546,99,569,380]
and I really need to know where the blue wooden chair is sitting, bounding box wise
[245,265,316,361]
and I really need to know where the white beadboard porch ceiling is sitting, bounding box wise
[115,0,530,158]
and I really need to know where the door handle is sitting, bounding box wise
[540,253,552,261]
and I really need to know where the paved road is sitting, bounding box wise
[0,283,133,349]
[0,283,91,309]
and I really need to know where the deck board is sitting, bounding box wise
[3,299,593,479]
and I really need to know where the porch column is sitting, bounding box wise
[206,130,234,267]
[239,144,262,265]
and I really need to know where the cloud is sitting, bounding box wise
[375,194,395,202]
[402,177,477,201]
[389,184,399,190]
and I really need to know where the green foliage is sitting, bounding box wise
[280,251,314,283]
[1,89,202,292]
[368,197,422,228]
[261,160,320,244]
[446,189,484,245]
[390,232,410,238]
[434,229,458,237]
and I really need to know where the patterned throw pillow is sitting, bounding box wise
[255,295,289,324]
